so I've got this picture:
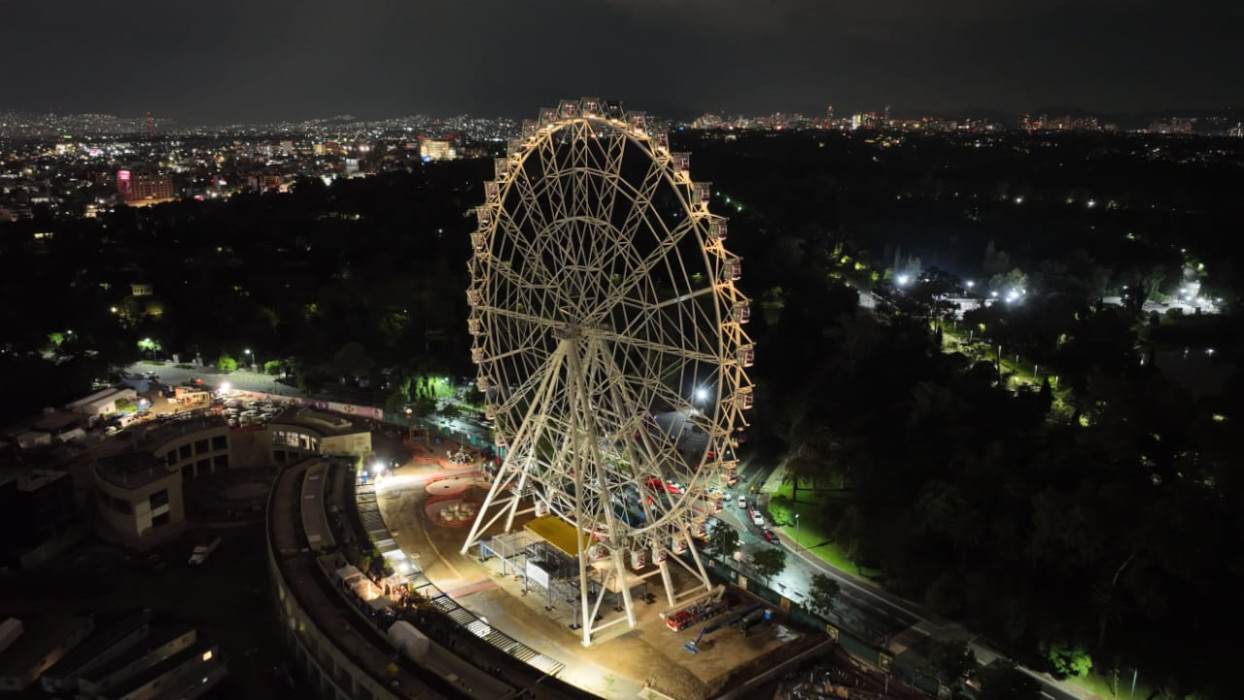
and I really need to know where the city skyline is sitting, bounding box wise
[1,0,1240,124]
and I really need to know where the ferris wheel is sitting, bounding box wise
[460,98,754,645]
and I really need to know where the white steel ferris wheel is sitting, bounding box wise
[460,98,755,646]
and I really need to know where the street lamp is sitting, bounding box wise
[244,348,257,369]
[794,512,801,552]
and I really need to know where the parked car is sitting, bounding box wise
[751,510,765,528]
[737,495,748,509]
[763,530,777,543]
[189,537,222,565]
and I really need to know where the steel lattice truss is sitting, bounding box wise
[460,99,754,645]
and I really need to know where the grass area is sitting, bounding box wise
[765,478,882,580]
[1068,668,1160,700]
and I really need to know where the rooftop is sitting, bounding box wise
[65,387,131,409]
[32,412,85,432]
[95,451,174,490]
[93,414,227,460]
[271,408,366,437]
[0,616,93,681]
[0,467,69,492]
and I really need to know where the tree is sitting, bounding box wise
[751,547,787,585]
[978,662,1040,700]
[806,573,840,619]
[411,396,436,418]
[706,523,740,562]
[384,389,407,415]
[217,354,237,372]
[1041,642,1092,679]
[137,337,161,360]
[332,342,373,380]
[263,359,282,375]
[928,639,977,689]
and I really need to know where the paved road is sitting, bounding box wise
[711,500,921,646]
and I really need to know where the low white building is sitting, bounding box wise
[65,388,138,425]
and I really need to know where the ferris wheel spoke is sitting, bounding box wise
[582,324,718,366]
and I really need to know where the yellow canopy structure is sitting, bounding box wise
[524,514,593,558]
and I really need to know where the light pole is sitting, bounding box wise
[795,512,801,552]
[244,348,256,370]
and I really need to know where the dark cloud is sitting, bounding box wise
[0,0,1238,123]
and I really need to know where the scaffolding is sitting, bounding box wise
[478,529,655,633]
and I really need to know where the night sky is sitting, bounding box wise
[2,0,1239,124]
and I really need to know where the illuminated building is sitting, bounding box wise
[116,170,174,205]
[419,139,456,161]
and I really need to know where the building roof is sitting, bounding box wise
[95,451,174,490]
[271,408,367,437]
[91,415,226,462]
[32,412,85,432]
[0,467,68,493]
[65,388,132,410]
[0,616,93,681]
[41,611,152,683]
[77,620,196,685]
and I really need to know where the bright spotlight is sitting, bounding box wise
[694,388,708,402]
[219,382,231,393]
[896,274,911,286]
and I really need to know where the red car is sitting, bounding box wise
[763,530,777,543]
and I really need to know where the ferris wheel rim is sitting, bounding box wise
[468,102,752,543]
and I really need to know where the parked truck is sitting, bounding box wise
[386,620,430,661]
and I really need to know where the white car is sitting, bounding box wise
[189,537,222,565]
[751,510,765,528]
[737,495,748,509]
